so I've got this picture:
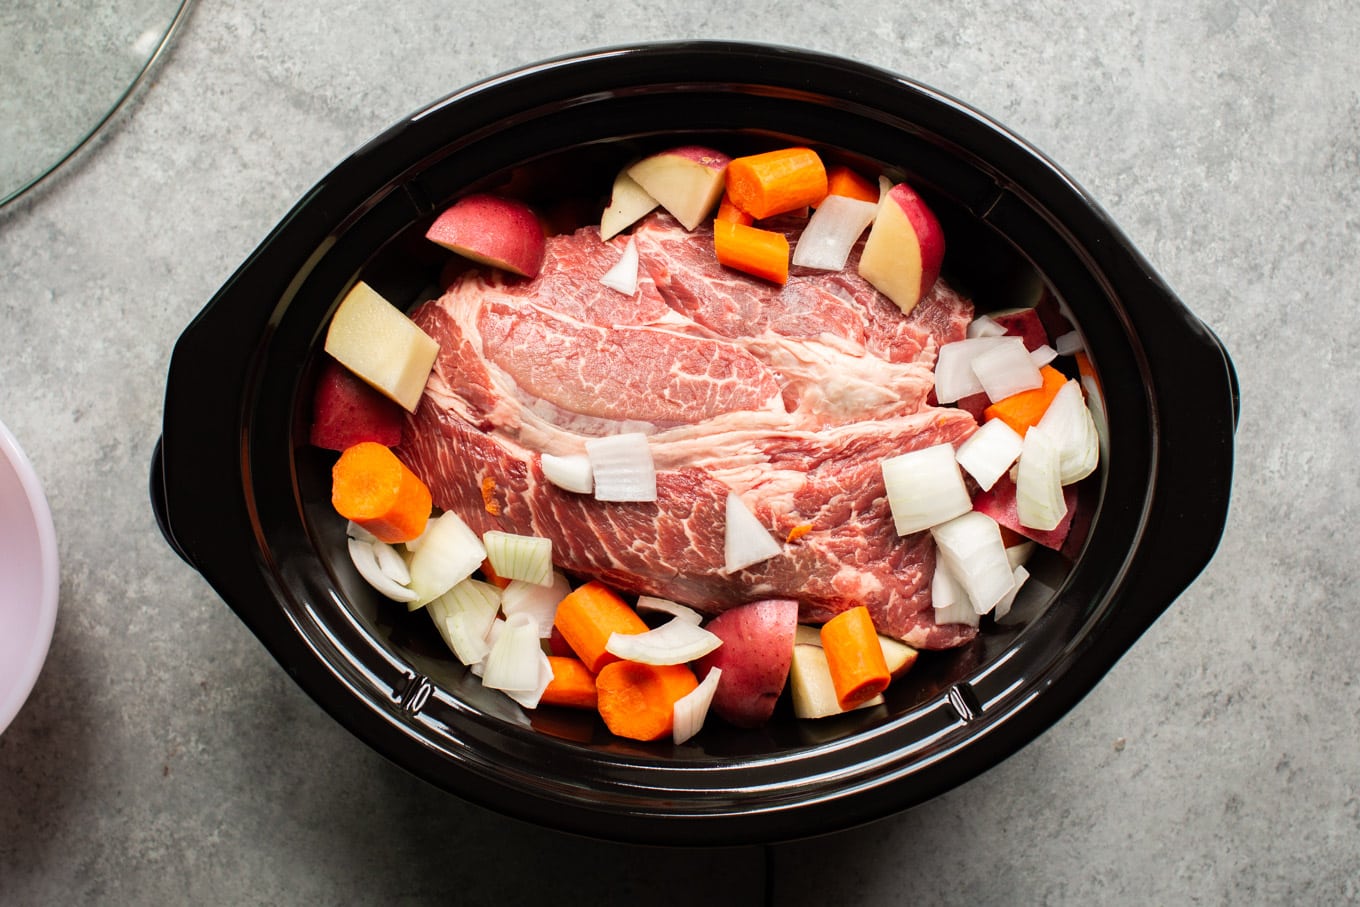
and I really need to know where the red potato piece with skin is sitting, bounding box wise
[626,146,730,232]
[972,473,1077,550]
[990,307,1050,352]
[857,181,946,315]
[309,358,404,451]
[426,194,547,279]
[692,598,799,728]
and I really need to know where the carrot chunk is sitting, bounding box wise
[713,220,789,286]
[983,365,1068,436]
[540,656,598,710]
[725,147,829,219]
[819,606,891,710]
[552,580,649,673]
[330,442,432,544]
[595,660,698,741]
[818,164,879,205]
[715,193,755,226]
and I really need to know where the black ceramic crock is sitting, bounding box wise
[150,41,1238,845]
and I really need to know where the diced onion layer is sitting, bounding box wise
[966,314,1007,338]
[934,337,1013,403]
[606,616,722,665]
[1054,330,1084,355]
[791,196,877,270]
[673,667,722,744]
[993,564,1030,621]
[407,511,487,607]
[501,570,571,638]
[346,538,418,602]
[1015,423,1068,531]
[541,452,593,494]
[882,442,972,535]
[586,432,657,502]
[636,595,703,624]
[500,648,554,709]
[427,578,501,666]
[722,492,782,574]
[1029,343,1058,368]
[932,558,980,627]
[971,336,1043,403]
[483,530,553,586]
[930,512,1014,615]
[1037,379,1100,485]
[600,236,640,295]
[955,419,1023,492]
[482,613,544,693]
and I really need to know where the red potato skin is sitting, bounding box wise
[309,359,404,451]
[972,473,1078,550]
[991,308,1050,352]
[693,598,799,728]
[425,194,547,279]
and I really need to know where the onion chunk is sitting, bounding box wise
[791,196,877,270]
[586,432,656,502]
[882,442,972,535]
[722,492,782,574]
[605,616,722,665]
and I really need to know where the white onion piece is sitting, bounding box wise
[930,512,1014,616]
[585,432,656,502]
[722,492,782,574]
[347,538,419,603]
[635,595,703,624]
[345,520,378,544]
[932,558,980,627]
[993,564,1030,621]
[673,666,722,744]
[372,539,410,586]
[606,616,722,665]
[791,195,877,270]
[1016,423,1068,532]
[881,443,972,535]
[427,579,501,666]
[1006,540,1035,570]
[483,530,553,586]
[1054,330,1084,355]
[971,336,1042,403]
[541,452,593,494]
[1029,343,1058,368]
[1037,379,1100,485]
[954,419,1023,492]
[600,236,640,295]
[470,618,505,677]
[966,314,1007,338]
[501,648,554,710]
[934,337,1013,403]
[501,570,571,638]
[406,511,487,608]
[482,614,543,693]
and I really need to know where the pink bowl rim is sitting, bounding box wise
[0,418,59,734]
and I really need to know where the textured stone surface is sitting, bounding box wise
[1,0,1356,903]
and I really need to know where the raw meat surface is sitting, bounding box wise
[399,213,978,648]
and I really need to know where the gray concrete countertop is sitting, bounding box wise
[2,2,1355,903]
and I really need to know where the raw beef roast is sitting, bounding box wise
[399,213,979,648]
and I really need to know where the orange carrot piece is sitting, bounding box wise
[715,193,755,226]
[982,365,1068,436]
[713,220,789,286]
[595,660,698,742]
[480,475,501,516]
[540,656,598,710]
[331,442,432,544]
[479,558,511,589]
[552,580,649,673]
[818,164,879,205]
[786,522,814,543]
[725,147,829,219]
[1074,350,1101,395]
[820,606,891,710]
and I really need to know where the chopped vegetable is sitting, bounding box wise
[500,570,571,638]
[1015,423,1067,532]
[331,442,433,544]
[605,616,722,665]
[480,475,501,515]
[540,656,598,709]
[712,220,790,286]
[715,194,754,225]
[993,564,1030,621]
[819,606,891,710]
[1054,330,1084,355]
[1036,379,1100,484]
[789,644,884,719]
[405,510,486,607]
[818,164,879,205]
[982,364,1068,436]
[881,442,973,535]
[540,452,593,494]
[584,432,656,502]
[954,418,1024,492]
[552,580,649,673]
[971,336,1043,403]
[310,357,404,451]
[966,314,1008,339]
[722,492,782,574]
[791,195,877,271]
[1029,343,1058,368]
[595,660,699,742]
[933,337,1014,404]
[930,512,1014,616]
[600,235,639,295]
[346,537,418,602]
[483,613,547,693]
[635,595,703,624]
[427,578,501,665]
[483,530,553,586]
[323,281,440,412]
[672,666,722,744]
[725,147,828,219]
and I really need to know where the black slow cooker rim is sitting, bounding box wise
[154,41,1236,845]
